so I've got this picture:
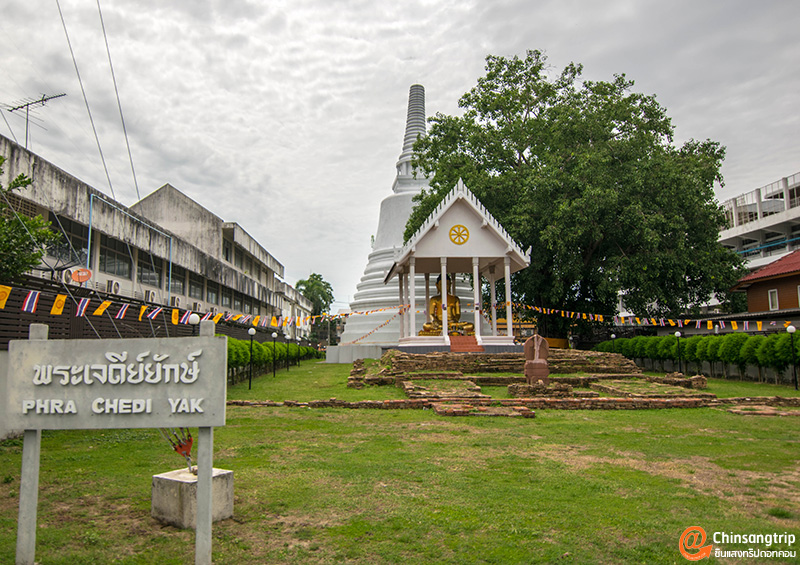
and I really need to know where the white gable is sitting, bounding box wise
[386,180,530,279]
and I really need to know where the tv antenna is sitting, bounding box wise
[3,93,66,149]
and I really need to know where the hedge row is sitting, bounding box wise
[595,332,800,382]
[224,336,322,384]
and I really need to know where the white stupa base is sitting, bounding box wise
[480,335,516,347]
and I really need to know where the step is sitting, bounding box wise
[449,336,485,353]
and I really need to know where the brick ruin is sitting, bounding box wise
[340,348,731,416]
[221,349,800,417]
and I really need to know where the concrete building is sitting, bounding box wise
[719,171,800,271]
[0,133,312,339]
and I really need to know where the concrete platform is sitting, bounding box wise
[151,467,233,529]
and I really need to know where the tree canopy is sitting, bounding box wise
[295,273,335,317]
[406,50,744,331]
[0,156,60,283]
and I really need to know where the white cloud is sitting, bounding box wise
[1,0,798,304]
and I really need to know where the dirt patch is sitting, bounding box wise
[727,405,800,417]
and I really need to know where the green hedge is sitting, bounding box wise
[596,332,800,382]
[222,335,322,384]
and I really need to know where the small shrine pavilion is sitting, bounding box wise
[384,180,530,351]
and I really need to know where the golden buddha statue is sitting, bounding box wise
[420,275,474,336]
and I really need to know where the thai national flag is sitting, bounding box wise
[76,298,90,317]
[179,310,192,324]
[201,311,213,322]
[146,307,163,320]
[240,315,251,324]
[21,291,40,313]
[115,304,129,319]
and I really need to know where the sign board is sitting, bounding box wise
[5,335,227,430]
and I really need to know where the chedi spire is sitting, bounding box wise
[392,84,427,193]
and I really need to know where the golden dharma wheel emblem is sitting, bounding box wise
[449,224,469,245]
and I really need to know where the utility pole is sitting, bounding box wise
[4,93,66,149]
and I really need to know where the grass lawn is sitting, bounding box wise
[1,360,799,564]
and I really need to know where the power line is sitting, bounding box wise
[96,0,142,202]
[56,0,117,201]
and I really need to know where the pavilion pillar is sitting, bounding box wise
[398,269,405,339]
[409,258,416,336]
[425,273,431,324]
[489,266,497,336]
[440,258,448,337]
[504,257,513,339]
[472,257,481,339]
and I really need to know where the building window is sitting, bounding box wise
[206,282,219,305]
[188,273,204,300]
[169,264,186,295]
[49,213,91,263]
[222,240,232,262]
[221,288,231,309]
[769,289,779,311]
[137,250,162,288]
[99,234,132,279]
[235,248,243,269]
[233,292,242,312]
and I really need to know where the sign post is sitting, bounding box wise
[8,321,226,564]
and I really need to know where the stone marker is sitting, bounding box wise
[524,334,550,386]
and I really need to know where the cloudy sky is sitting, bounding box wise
[1,0,797,310]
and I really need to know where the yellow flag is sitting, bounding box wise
[0,285,11,309]
[757,321,763,331]
[271,316,278,326]
[707,321,713,330]
[139,305,148,321]
[668,319,675,326]
[172,309,180,325]
[253,315,260,326]
[213,313,224,324]
[597,314,604,323]
[93,300,112,316]
[51,294,67,315]
[635,317,641,325]
[731,321,738,330]
[232,314,242,321]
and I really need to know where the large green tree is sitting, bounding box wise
[407,50,743,332]
[0,156,60,283]
[295,273,335,316]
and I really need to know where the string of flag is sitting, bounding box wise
[2,284,788,335]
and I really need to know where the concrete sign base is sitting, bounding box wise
[151,468,234,529]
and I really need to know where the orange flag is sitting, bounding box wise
[0,285,11,309]
[51,294,67,315]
